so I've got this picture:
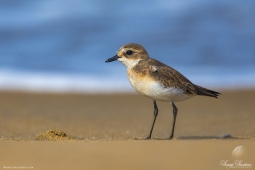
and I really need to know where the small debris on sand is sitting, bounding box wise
[220,134,233,139]
[35,130,75,141]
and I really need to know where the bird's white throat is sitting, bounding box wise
[118,58,141,69]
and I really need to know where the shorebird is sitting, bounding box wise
[105,43,220,140]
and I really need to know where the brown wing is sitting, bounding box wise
[146,58,197,95]
[132,58,220,98]
[147,58,220,98]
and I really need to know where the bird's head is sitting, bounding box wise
[106,43,149,69]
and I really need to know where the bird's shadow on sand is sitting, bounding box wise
[176,136,244,140]
[149,135,249,140]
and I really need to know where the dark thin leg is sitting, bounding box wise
[169,102,178,139]
[145,100,158,139]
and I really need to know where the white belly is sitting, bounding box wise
[128,72,193,102]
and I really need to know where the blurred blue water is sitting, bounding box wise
[0,0,255,92]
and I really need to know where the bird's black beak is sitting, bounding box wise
[105,55,120,63]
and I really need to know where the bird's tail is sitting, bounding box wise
[194,85,220,98]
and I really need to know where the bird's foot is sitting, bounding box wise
[168,136,173,140]
[134,136,151,140]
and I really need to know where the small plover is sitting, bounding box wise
[106,43,220,140]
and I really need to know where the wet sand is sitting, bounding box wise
[0,90,254,169]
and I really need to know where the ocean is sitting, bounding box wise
[1,0,255,93]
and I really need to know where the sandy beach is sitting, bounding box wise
[0,90,254,170]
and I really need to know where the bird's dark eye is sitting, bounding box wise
[126,50,133,55]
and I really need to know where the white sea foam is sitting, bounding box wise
[0,69,133,93]
[0,69,254,93]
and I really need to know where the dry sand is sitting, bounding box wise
[0,90,254,170]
